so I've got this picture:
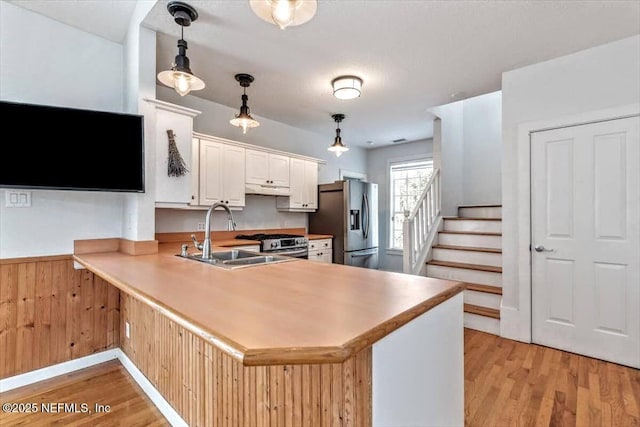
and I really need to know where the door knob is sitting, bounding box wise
[534,245,554,252]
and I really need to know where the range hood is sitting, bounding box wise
[245,183,291,196]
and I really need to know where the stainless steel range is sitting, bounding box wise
[235,233,308,258]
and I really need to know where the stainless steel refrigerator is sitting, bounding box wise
[309,180,378,269]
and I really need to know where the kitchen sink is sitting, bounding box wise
[178,250,295,269]
[210,249,261,261]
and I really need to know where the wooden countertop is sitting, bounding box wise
[306,234,333,240]
[74,247,463,366]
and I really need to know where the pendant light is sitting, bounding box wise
[230,74,260,134]
[157,1,205,97]
[249,0,318,30]
[328,114,349,157]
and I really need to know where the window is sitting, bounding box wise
[389,159,434,249]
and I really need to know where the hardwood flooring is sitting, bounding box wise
[0,360,167,426]
[2,330,639,426]
[465,329,640,427]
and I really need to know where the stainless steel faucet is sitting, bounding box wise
[191,202,237,259]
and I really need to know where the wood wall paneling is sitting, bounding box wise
[121,293,372,426]
[0,257,119,379]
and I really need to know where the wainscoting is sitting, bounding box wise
[121,293,372,427]
[0,256,120,379]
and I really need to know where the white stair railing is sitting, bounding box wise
[403,168,441,275]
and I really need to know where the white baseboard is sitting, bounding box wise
[0,349,188,427]
[0,349,119,393]
[117,350,187,426]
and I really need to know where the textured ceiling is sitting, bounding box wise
[9,1,640,147]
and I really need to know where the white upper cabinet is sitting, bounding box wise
[150,100,201,205]
[245,149,290,190]
[276,159,318,211]
[199,138,246,208]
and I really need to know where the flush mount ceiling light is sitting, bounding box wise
[249,0,318,30]
[332,75,363,100]
[157,1,205,97]
[230,74,260,134]
[328,114,349,157]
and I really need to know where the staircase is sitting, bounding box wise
[425,205,502,335]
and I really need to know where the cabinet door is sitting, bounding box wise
[155,109,193,203]
[198,140,223,205]
[269,154,290,187]
[304,160,318,208]
[222,145,246,207]
[288,158,305,208]
[245,149,269,185]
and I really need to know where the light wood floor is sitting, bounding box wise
[2,332,639,426]
[465,329,640,427]
[0,360,167,426]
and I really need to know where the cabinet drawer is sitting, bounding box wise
[309,239,332,251]
[308,249,332,263]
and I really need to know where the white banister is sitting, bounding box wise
[403,169,442,275]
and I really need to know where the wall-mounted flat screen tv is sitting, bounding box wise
[0,101,145,192]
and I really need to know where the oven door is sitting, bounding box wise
[267,248,308,259]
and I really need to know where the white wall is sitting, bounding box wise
[157,86,368,184]
[429,91,502,215]
[429,102,464,216]
[501,35,640,341]
[122,2,158,241]
[366,139,433,272]
[0,2,125,258]
[155,195,307,233]
[462,91,502,205]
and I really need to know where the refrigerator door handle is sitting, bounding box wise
[350,248,377,257]
[363,192,370,239]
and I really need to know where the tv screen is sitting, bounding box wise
[0,101,145,192]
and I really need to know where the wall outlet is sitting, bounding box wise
[125,321,130,339]
[4,189,31,207]
[197,222,206,231]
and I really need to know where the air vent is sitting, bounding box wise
[392,138,407,144]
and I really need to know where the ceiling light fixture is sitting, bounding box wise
[230,74,260,134]
[249,0,318,30]
[332,76,363,100]
[157,2,205,97]
[328,114,349,157]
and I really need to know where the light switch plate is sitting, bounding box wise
[4,189,31,207]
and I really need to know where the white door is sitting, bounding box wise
[304,160,318,209]
[268,154,290,187]
[288,158,305,208]
[245,149,269,185]
[222,145,245,207]
[531,116,639,368]
[198,140,223,205]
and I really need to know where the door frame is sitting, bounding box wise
[502,103,640,343]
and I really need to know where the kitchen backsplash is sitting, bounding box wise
[155,195,307,233]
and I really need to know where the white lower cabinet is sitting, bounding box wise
[308,238,332,263]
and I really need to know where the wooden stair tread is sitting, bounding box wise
[464,304,501,319]
[458,204,502,208]
[464,283,503,295]
[427,260,502,273]
[443,217,501,221]
[432,244,502,254]
[438,231,502,236]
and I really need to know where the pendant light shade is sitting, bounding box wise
[157,2,205,97]
[328,114,349,157]
[230,74,260,134]
[332,76,363,100]
[250,0,318,30]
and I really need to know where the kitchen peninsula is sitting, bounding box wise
[73,240,465,427]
